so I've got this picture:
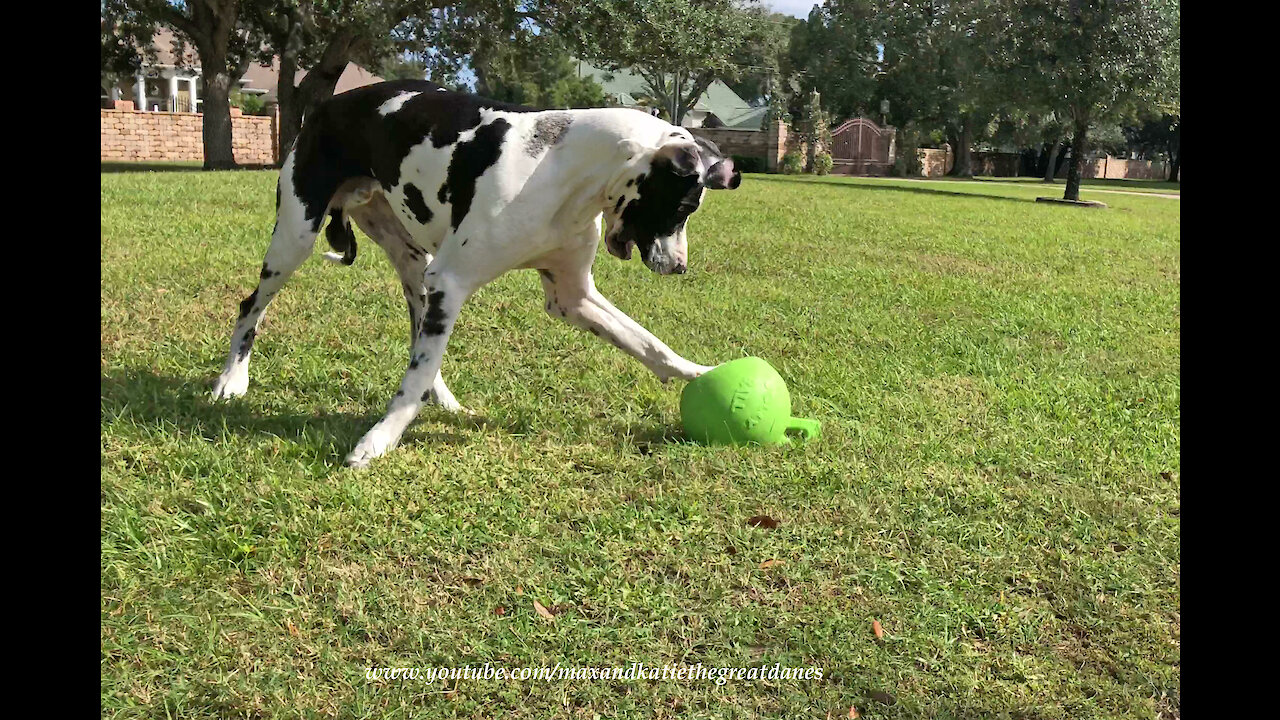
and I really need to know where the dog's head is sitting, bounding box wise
[603,133,741,275]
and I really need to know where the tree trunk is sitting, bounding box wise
[948,120,973,177]
[1043,139,1061,182]
[201,64,236,169]
[1064,119,1089,201]
[1167,148,1179,182]
[277,55,302,161]
[280,34,354,159]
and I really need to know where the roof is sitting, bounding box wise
[574,60,765,130]
[134,28,385,102]
[141,28,201,68]
[239,57,385,103]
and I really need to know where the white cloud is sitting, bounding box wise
[764,0,822,19]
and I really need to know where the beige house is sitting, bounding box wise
[102,28,385,113]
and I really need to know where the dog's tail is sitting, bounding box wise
[321,208,357,265]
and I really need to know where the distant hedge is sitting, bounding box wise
[731,155,768,174]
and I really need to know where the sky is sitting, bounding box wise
[765,0,820,19]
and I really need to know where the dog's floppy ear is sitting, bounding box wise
[616,139,647,160]
[653,143,700,177]
[705,158,741,190]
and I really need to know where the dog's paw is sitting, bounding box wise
[424,389,464,413]
[688,363,717,378]
[658,362,716,383]
[344,432,395,469]
[210,372,249,400]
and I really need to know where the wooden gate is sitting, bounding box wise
[829,118,894,176]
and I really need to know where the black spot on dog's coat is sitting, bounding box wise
[525,113,572,157]
[287,79,537,227]
[237,328,256,361]
[439,118,511,231]
[238,290,258,319]
[422,290,448,336]
[403,183,434,225]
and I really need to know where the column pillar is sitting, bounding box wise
[135,73,146,110]
[168,75,179,112]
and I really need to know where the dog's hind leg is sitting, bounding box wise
[347,195,462,412]
[211,152,319,400]
[343,237,496,468]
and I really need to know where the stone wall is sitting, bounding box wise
[100,107,278,166]
[687,122,789,172]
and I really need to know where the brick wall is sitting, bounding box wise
[101,108,278,166]
[1055,155,1171,180]
[918,148,954,177]
[688,122,789,172]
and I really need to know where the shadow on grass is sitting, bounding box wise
[100,369,486,464]
[101,367,689,465]
[101,162,279,173]
[749,174,1032,204]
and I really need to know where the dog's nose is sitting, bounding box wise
[672,262,687,275]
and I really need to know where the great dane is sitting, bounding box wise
[211,79,742,467]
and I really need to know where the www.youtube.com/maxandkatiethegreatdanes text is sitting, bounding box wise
[366,663,824,686]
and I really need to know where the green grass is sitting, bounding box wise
[102,169,1180,719]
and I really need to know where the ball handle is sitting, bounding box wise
[783,417,821,444]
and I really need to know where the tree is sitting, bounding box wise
[549,0,768,125]
[378,55,426,81]
[246,1,429,160]
[106,0,266,169]
[723,10,795,106]
[877,1,1006,178]
[1124,113,1179,181]
[786,1,880,122]
[102,3,153,97]
[990,0,1179,200]
[472,30,606,108]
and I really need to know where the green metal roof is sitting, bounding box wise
[575,60,764,131]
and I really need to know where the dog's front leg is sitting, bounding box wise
[587,289,715,381]
[541,269,714,382]
[345,269,472,468]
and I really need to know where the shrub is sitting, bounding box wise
[813,152,834,176]
[782,151,805,175]
[731,155,767,174]
[230,89,267,116]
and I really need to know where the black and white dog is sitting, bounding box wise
[211,79,741,467]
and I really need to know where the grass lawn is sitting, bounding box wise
[102,169,1179,719]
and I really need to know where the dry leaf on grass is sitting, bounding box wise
[760,559,784,569]
[746,515,779,529]
[533,600,556,621]
[871,690,897,705]
[872,619,884,641]
[849,706,860,719]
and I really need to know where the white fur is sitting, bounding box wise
[377,91,421,116]
[213,106,720,468]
